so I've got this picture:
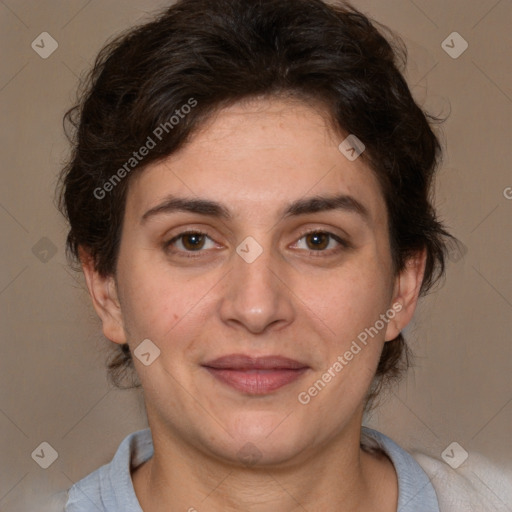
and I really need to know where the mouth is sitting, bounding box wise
[201,354,310,395]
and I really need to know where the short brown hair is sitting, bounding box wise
[58,0,455,402]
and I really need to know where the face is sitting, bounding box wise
[86,97,424,467]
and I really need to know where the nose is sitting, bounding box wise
[218,237,295,334]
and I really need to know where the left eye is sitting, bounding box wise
[293,231,347,254]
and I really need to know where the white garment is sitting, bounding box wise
[412,450,512,512]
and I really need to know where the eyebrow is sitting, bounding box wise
[141,193,371,225]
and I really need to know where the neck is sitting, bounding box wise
[132,420,398,512]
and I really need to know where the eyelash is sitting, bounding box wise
[163,229,351,259]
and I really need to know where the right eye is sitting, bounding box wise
[164,231,218,257]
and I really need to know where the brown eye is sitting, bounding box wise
[294,230,349,256]
[305,232,330,251]
[164,231,216,256]
[180,233,207,251]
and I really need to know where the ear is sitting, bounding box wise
[384,248,427,342]
[79,247,127,345]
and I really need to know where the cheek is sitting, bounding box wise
[304,257,392,341]
[117,256,217,346]
[303,266,390,397]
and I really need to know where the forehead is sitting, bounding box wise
[126,97,387,228]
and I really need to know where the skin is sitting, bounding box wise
[82,96,426,511]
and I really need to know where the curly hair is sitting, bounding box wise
[58,0,455,403]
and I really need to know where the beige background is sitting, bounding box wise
[1,0,511,510]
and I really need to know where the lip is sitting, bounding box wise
[202,354,310,395]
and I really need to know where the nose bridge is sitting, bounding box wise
[219,234,293,333]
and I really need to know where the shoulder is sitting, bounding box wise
[362,427,440,512]
[65,461,110,511]
[411,450,512,512]
[65,429,153,512]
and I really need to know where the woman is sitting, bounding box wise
[58,0,505,510]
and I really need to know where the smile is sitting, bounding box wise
[204,367,309,394]
[202,354,310,394]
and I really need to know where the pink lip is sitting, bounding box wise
[202,354,309,395]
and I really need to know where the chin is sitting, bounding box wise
[207,411,312,467]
